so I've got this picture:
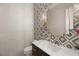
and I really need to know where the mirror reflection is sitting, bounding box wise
[47,3,73,35]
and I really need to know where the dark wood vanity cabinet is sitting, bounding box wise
[32,44,49,56]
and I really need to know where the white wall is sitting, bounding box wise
[24,4,34,47]
[47,4,72,35]
[0,3,33,56]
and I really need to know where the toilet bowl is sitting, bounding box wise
[24,46,32,56]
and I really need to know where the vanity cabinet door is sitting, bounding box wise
[32,44,41,56]
[32,44,49,56]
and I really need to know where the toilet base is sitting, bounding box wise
[24,46,32,56]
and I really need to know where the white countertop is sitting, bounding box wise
[32,40,79,56]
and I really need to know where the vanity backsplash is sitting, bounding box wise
[34,3,79,49]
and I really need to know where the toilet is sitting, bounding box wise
[24,46,32,56]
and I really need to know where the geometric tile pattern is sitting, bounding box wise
[34,3,79,49]
[72,38,79,46]
[59,36,67,43]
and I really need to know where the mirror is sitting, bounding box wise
[47,3,73,36]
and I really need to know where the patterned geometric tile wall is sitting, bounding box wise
[34,3,79,49]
